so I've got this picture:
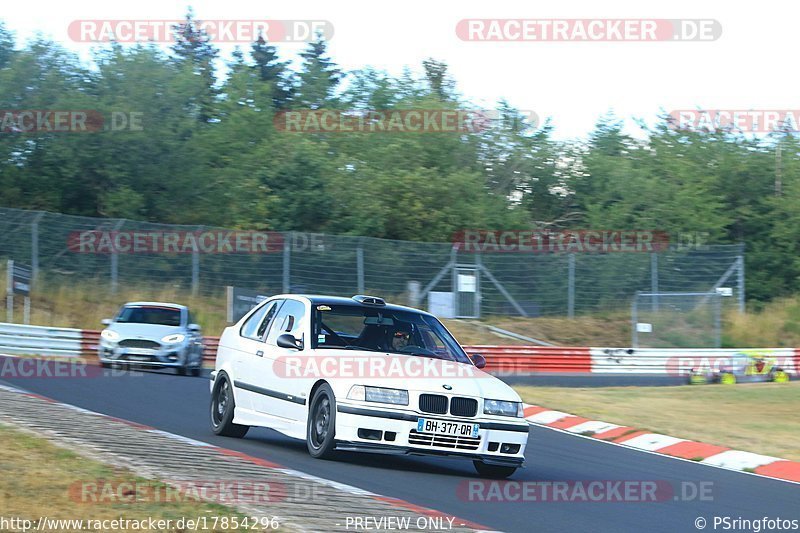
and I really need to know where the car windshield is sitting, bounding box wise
[313,304,471,363]
[116,306,182,326]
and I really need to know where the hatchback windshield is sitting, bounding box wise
[116,306,182,326]
[313,304,470,363]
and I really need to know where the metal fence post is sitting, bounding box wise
[567,253,575,318]
[31,211,44,282]
[737,253,745,313]
[450,246,457,316]
[475,251,482,319]
[7,259,13,323]
[110,219,125,294]
[631,291,639,348]
[714,293,722,348]
[191,226,202,296]
[650,253,659,312]
[191,249,200,296]
[356,243,364,294]
[282,231,291,293]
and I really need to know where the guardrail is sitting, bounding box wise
[2,323,798,376]
[0,323,86,358]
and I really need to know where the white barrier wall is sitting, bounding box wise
[590,347,797,375]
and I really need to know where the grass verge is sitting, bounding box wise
[0,424,258,532]
[514,382,800,461]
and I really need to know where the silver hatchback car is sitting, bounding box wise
[98,302,204,376]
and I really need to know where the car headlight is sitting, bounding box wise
[101,329,119,341]
[347,385,409,406]
[161,333,186,344]
[484,399,523,418]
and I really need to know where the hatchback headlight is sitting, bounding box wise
[347,385,409,406]
[161,333,186,344]
[484,399,523,418]
[101,329,119,341]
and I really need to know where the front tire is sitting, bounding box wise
[473,461,517,479]
[210,374,249,438]
[307,383,337,459]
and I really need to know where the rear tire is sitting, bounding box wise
[210,374,249,438]
[473,461,517,479]
[307,383,337,459]
[772,370,789,383]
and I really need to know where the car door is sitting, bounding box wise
[232,299,283,412]
[253,298,310,422]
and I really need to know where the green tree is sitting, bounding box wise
[295,34,340,109]
[250,34,294,109]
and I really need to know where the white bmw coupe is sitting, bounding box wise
[210,294,528,478]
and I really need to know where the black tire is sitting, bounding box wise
[473,461,517,479]
[100,361,110,369]
[190,365,202,377]
[307,383,337,459]
[210,374,249,438]
[176,365,188,376]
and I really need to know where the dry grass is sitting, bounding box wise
[723,297,800,347]
[515,382,800,461]
[9,267,800,348]
[0,424,256,531]
[22,277,230,334]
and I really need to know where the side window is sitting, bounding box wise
[256,301,281,338]
[266,299,307,346]
[240,300,281,340]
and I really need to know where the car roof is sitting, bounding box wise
[273,294,433,317]
[122,301,187,310]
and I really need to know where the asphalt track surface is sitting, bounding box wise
[2,368,798,533]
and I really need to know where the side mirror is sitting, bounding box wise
[101,318,112,326]
[277,333,303,350]
[469,353,486,369]
[188,323,201,332]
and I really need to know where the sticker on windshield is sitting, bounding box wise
[317,305,331,311]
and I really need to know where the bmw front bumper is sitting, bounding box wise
[333,402,528,466]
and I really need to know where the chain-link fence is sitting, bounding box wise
[632,291,723,348]
[0,207,745,318]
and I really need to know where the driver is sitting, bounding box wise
[391,330,411,351]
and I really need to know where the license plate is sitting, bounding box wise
[417,418,479,438]
[128,354,152,361]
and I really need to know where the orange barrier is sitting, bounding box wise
[82,330,101,358]
[464,345,592,373]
